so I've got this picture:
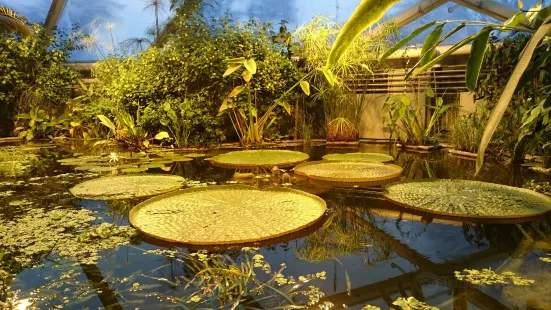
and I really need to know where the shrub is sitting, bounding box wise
[91,12,299,147]
[0,24,82,137]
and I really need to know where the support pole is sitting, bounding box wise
[45,0,68,35]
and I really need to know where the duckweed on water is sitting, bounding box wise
[454,268,535,286]
[0,208,136,266]
[524,180,551,196]
[393,297,439,310]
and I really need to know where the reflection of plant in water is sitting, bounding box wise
[0,147,38,178]
[455,268,534,286]
[296,201,391,265]
[181,248,327,308]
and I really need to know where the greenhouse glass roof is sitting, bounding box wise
[1,0,542,60]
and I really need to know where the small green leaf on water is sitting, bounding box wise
[154,131,170,140]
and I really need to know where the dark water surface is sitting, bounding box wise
[2,142,551,309]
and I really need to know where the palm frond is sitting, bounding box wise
[142,0,167,11]
[120,37,152,53]
[0,6,32,37]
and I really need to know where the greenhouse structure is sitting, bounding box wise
[1,0,551,309]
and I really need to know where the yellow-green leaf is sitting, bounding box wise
[97,115,116,132]
[518,0,523,9]
[476,15,551,175]
[419,23,445,67]
[466,28,491,91]
[243,59,257,75]
[223,63,241,77]
[278,100,291,114]
[502,12,525,31]
[325,0,400,69]
[380,21,437,60]
[154,131,170,140]
[299,81,310,96]
[222,57,246,64]
[230,85,245,98]
[242,70,252,82]
[320,67,335,86]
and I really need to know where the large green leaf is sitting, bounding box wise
[299,80,310,96]
[466,28,491,91]
[324,0,400,71]
[229,85,245,98]
[97,115,116,132]
[243,59,257,75]
[154,131,170,140]
[223,63,241,77]
[476,15,551,175]
[419,23,445,67]
[380,21,437,60]
[411,28,492,78]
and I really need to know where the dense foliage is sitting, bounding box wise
[91,12,299,146]
[476,34,551,164]
[0,24,82,136]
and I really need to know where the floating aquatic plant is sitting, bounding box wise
[294,161,402,183]
[454,268,535,286]
[70,175,186,200]
[524,180,551,196]
[0,146,38,178]
[129,185,326,245]
[322,152,394,163]
[384,179,551,218]
[540,255,551,263]
[0,208,136,266]
[208,150,309,168]
[393,297,439,310]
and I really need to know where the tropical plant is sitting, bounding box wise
[220,57,284,146]
[92,13,299,146]
[324,0,551,173]
[0,6,32,37]
[14,107,57,141]
[143,0,167,40]
[154,97,195,147]
[449,105,489,153]
[96,112,150,149]
[293,16,396,142]
[383,88,453,146]
[0,23,82,137]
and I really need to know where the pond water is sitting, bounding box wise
[1,141,551,309]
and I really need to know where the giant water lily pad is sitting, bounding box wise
[294,161,402,183]
[322,152,394,163]
[384,179,551,219]
[70,175,186,200]
[209,150,309,168]
[129,185,326,245]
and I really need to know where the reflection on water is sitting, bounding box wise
[1,141,551,309]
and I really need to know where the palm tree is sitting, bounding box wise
[143,0,167,40]
[121,37,152,53]
[0,6,32,37]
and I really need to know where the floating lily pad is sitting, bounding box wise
[129,185,326,245]
[384,179,551,219]
[209,150,309,168]
[121,167,149,173]
[70,175,186,200]
[322,152,394,163]
[184,153,207,158]
[293,161,402,184]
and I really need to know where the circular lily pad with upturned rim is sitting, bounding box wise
[383,179,551,219]
[208,150,309,168]
[129,185,326,245]
[293,161,403,184]
[69,175,186,200]
[322,152,394,163]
